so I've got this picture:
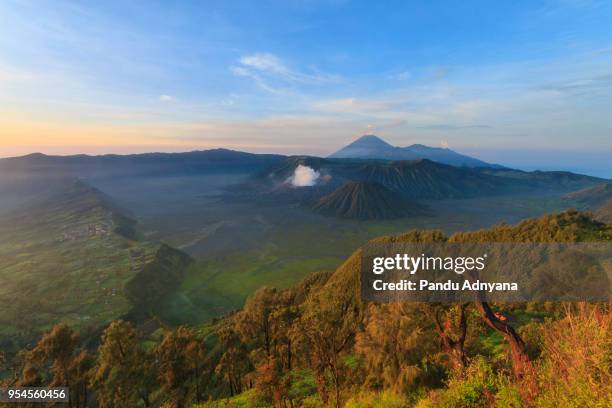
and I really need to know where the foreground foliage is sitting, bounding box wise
[1,211,610,407]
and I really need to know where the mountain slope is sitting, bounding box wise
[311,181,427,220]
[206,210,611,407]
[0,179,187,346]
[346,159,506,199]
[124,244,194,321]
[255,157,517,200]
[329,135,420,161]
[594,198,612,223]
[329,135,497,168]
[401,143,495,167]
[563,183,612,206]
[253,156,606,203]
[311,210,611,322]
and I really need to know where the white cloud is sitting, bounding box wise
[230,65,287,94]
[240,53,290,76]
[290,165,320,187]
[231,52,340,93]
[159,94,177,102]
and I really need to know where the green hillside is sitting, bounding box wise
[0,180,160,345]
[2,210,609,408]
[197,210,610,407]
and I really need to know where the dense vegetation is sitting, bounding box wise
[1,210,610,407]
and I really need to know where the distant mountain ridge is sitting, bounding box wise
[329,135,500,168]
[246,155,607,209]
[0,148,287,177]
[256,156,517,200]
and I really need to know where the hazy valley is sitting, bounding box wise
[0,134,610,408]
[0,136,607,338]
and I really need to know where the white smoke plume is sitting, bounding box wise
[290,165,320,187]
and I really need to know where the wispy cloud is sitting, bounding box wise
[159,94,177,102]
[230,65,288,95]
[239,53,339,83]
[239,54,291,77]
[230,52,340,93]
[540,72,612,92]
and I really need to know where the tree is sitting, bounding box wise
[422,303,471,371]
[235,287,277,361]
[474,300,531,378]
[214,320,251,397]
[446,213,604,378]
[269,290,299,372]
[68,350,94,408]
[356,302,436,393]
[90,320,156,407]
[156,327,207,407]
[253,357,289,408]
[18,323,90,408]
[292,285,360,408]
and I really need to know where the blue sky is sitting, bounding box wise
[0,0,611,176]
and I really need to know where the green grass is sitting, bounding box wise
[154,251,344,325]
[478,308,550,359]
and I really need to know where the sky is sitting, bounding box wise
[1,0,611,176]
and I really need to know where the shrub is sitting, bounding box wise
[414,357,522,408]
[344,390,411,408]
[533,304,611,407]
[287,369,318,403]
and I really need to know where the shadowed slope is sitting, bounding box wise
[594,198,612,223]
[311,181,426,220]
[564,183,612,206]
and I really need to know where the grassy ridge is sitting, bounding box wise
[195,210,610,407]
[0,181,158,343]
